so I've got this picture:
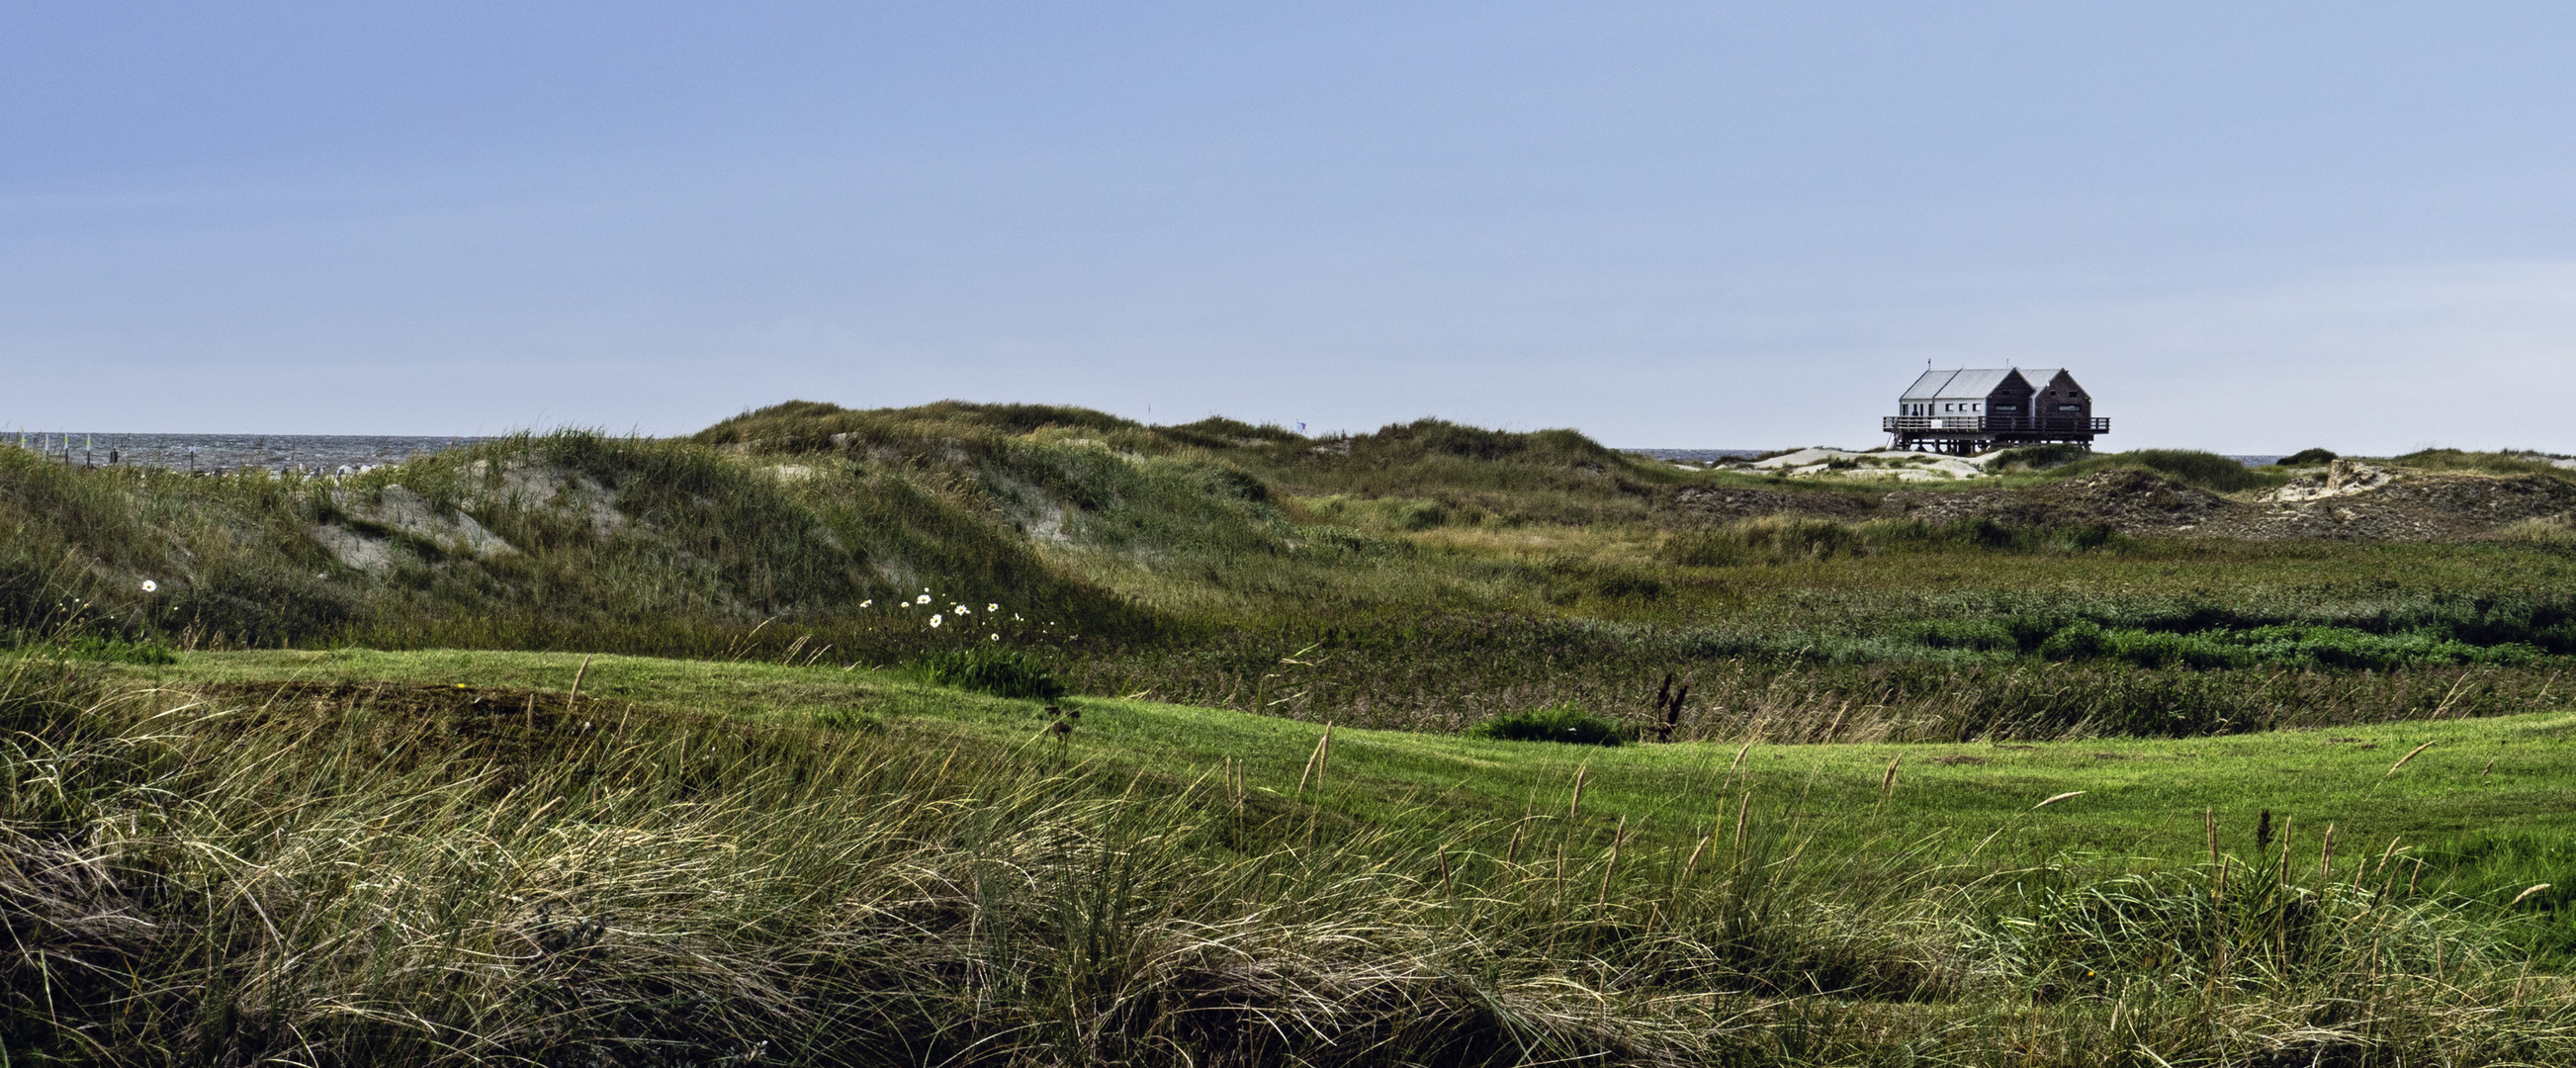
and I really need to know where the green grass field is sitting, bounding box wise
[9,647,2565,1065]
[149,648,2576,908]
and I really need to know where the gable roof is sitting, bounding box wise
[2020,368,2090,398]
[1900,368,2021,401]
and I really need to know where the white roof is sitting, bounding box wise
[1900,368,2018,401]
[1899,367,2089,401]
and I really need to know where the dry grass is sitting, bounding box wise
[4,658,2574,1065]
[2499,513,2576,545]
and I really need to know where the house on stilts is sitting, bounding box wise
[1885,368,2107,455]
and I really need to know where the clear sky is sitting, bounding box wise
[6,3,2574,452]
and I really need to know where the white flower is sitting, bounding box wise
[987,603,999,612]
[954,605,971,615]
[916,594,932,604]
[860,599,872,608]
[139,579,157,593]
[929,614,942,628]
[989,633,1000,641]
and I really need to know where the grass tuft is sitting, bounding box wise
[1464,702,1634,746]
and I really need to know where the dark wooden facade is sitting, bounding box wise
[1885,367,2107,454]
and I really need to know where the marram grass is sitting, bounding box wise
[4,659,2573,1066]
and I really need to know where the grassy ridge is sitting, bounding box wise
[9,402,2576,744]
[12,649,2572,1065]
[0,429,1161,656]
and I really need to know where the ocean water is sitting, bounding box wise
[2,432,488,474]
[1627,448,1773,463]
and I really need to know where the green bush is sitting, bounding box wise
[2276,448,2338,466]
[2068,449,2279,493]
[1592,572,1666,600]
[1989,444,2091,471]
[51,634,180,666]
[1465,703,1632,746]
[916,648,1067,699]
[2038,620,2111,661]
[1911,618,2018,652]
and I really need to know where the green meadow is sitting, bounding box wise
[8,401,2576,1064]
[150,647,2576,915]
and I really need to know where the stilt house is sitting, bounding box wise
[1886,367,2106,454]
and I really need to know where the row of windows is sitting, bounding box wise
[1901,400,2086,414]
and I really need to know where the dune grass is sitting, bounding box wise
[12,647,2572,1065]
[12,403,2576,1063]
[15,408,2576,745]
[117,649,2576,923]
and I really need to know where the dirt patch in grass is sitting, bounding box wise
[1883,470,2235,533]
[2210,472,2576,541]
[1670,485,1880,522]
[1717,467,2576,542]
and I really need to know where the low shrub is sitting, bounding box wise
[1988,443,2091,470]
[1592,572,1666,600]
[2026,621,2548,671]
[51,634,180,666]
[1673,516,2129,567]
[916,648,1067,699]
[2276,447,2338,466]
[2063,449,2280,493]
[1465,702,1632,746]
[2037,619,2111,661]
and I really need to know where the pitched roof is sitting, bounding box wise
[1899,369,1958,400]
[1900,368,2019,400]
[2022,369,2092,399]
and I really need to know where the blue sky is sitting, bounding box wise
[7,3,2575,452]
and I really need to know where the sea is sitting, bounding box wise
[3,433,490,475]
[1628,449,1772,463]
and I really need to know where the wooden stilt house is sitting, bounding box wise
[1885,367,2106,454]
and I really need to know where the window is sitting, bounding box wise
[2058,403,2081,411]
